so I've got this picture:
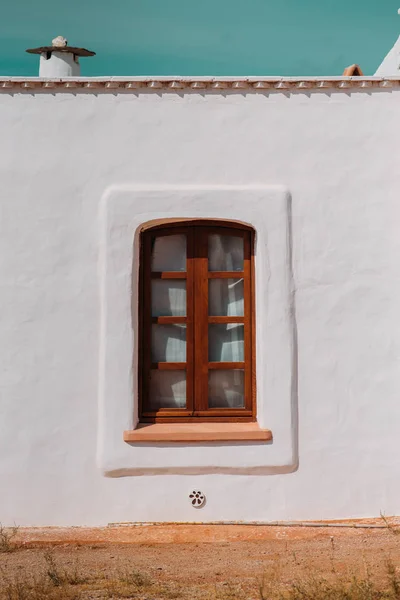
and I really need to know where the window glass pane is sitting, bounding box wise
[152,280,186,316]
[209,278,244,316]
[151,234,186,272]
[208,324,244,362]
[149,370,186,410]
[152,325,186,362]
[208,370,244,408]
[208,234,244,272]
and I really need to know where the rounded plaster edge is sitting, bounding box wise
[96,192,108,470]
[100,183,291,196]
[97,184,296,476]
[102,463,299,478]
[286,189,299,469]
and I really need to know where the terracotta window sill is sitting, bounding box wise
[123,422,272,443]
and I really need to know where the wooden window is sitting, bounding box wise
[139,221,255,423]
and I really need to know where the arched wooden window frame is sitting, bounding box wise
[138,220,256,423]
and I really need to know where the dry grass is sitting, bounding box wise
[259,561,400,599]
[381,514,400,537]
[2,553,400,600]
[0,551,185,599]
[0,525,19,554]
[2,528,400,599]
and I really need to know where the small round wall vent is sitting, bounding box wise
[189,490,206,508]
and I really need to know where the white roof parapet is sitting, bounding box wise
[0,76,399,92]
[375,37,400,76]
[375,9,400,76]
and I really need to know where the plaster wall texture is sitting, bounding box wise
[0,88,399,526]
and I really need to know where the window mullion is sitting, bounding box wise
[193,227,209,412]
[186,228,195,415]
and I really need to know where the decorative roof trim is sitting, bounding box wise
[0,76,399,92]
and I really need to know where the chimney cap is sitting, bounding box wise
[26,36,95,57]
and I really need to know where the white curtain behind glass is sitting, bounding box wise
[208,234,244,272]
[209,324,244,362]
[152,280,186,317]
[152,325,187,362]
[151,234,186,271]
[208,370,244,408]
[209,278,244,316]
[149,371,186,409]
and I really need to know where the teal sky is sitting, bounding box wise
[1,0,399,77]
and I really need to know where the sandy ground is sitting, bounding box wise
[2,521,400,598]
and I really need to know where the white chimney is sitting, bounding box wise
[26,36,95,77]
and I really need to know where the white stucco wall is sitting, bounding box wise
[1,85,400,525]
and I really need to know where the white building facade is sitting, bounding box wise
[1,66,400,525]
